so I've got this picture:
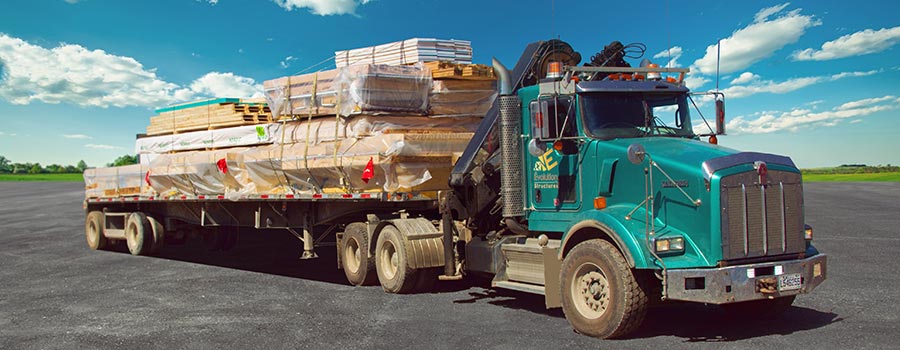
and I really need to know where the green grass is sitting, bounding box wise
[0,173,84,182]
[803,172,900,182]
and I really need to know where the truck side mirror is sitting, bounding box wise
[715,99,726,135]
[530,100,560,141]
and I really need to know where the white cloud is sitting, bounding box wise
[63,134,92,139]
[684,74,710,90]
[652,46,682,68]
[722,70,877,98]
[188,72,263,99]
[792,26,900,61]
[730,72,760,85]
[753,3,791,23]
[0,34,263,108]
[280,55,297,69]
[830,70,880,80]
[836,95,896,110]
[727,95,900,134]
[85,144,123,150]
[273,0,372,16]
[0,33,181,108]
[693,5,820,75]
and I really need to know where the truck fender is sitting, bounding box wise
[372,218,445,269]
[558,218,647,268]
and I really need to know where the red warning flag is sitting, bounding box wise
[216,158,228,174]
[145,171,151,186]
[361,157,375,183]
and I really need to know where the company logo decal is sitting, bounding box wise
[534,148,558,171]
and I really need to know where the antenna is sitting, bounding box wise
[666,0,671,67]
[716,39,721,92]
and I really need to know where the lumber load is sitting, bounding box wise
[423,61,495,80]
[147,148,247,197]
[236,132,472,195]
[264,64,431,118]
[429,79,497,117]
[335,38,472,68]
[136,123,282,155]
[146,98,273,136]
[83,164,150,198]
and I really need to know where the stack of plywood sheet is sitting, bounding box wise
[146,98,273,136]
[335,38,472,68]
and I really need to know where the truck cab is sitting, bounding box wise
[469,57,828,338]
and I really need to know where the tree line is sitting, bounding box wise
[0,155,138,174]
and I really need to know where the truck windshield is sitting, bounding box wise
[580,92,693,140]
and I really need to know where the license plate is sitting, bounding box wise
[778,273,802,291]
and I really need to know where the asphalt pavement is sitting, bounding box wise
[0,181,898,349]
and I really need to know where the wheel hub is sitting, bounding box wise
[571,264,610,319]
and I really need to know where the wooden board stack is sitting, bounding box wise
[423,61,495,80]
[146,98,274,136]
[335,38,472,68]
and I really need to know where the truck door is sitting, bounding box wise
[528,96,582,212]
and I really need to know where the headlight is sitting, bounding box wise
[804,224,813,241]
[654,236,684,254]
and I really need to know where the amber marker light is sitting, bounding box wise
[709,135,718,144]
[553,140,564,151]
[593,196,607,209]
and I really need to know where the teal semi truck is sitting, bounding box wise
[84,39,827,339]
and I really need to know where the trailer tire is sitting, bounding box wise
[560,239,647,339]
[85,211,108,250]
[375,225,417,294]
[341,223,378,286]
[125,212,152,256]
[147,216,165,255]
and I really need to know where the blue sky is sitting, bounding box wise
[0,0,898,168]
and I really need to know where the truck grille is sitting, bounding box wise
[720,170,805,261]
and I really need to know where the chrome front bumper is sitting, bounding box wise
[664,254,827,304]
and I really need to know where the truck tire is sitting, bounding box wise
[147,215,165,255]
[375,225,417,294]
[125,212,152,256]
[341,223,378,286]
[560,239,648,339]
[722,295,795,319]
[85,211,108,250]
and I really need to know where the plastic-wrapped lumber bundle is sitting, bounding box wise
[84,164,150,198]
[146,148,248,198]
[429,80,497,117]
[237,132,473,195]
[264,64,432,119]
[136,123,282,155]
